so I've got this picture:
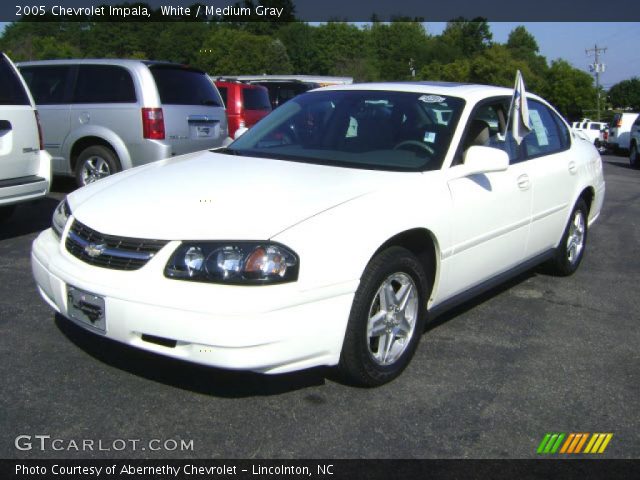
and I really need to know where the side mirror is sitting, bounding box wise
[234,126,248,139]
[462,146,509,176]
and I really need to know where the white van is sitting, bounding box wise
[606,112,639,152]
[0,53,51,222]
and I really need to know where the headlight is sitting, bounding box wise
[165,242,299,285]
[52,199,70,238]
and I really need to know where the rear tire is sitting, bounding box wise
[547,199,589,276]
[338,246,429,387]
[74,145,120,187]
[0,205,16,222]
[630,143,639,169]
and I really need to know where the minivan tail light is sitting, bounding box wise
[35,110,44,150]
[616,117,622,128]
[142,108,165,140]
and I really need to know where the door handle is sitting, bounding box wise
[568,160,577,174]
[517,174,530,190]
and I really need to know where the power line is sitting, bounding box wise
[586,44,607,121]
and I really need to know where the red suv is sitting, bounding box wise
[214,80,271,138]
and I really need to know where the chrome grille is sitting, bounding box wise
[65,220,168,271]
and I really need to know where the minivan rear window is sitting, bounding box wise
[74,65,136,104]
[0,55,30,105]
[242,87,271,111]
[150,66,222,107]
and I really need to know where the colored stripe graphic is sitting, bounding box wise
[540,433,613,454]
[584,433,613,454]
[537,433,565,454]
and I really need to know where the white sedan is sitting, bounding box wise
[32,82,605,386]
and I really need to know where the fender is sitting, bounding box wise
[61,125,133,172]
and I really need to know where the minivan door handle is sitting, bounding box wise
[568,160,577,174]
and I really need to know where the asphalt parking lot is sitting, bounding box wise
[1,154,638,459]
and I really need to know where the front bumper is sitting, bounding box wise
[32,227,356,374]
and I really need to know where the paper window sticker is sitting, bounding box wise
[529,110,549,146]
[423,131,436,143]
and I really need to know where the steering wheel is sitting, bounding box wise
[393,140,435,155]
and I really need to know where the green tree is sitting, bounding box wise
[608,78,640,110]
[154,22,210,66]
[368,22,430,80]
[440,19,492,58]
[469,44,543,93]
[541,59,596,119]
[309,22,368,77]
[506,26,539,56]
[197,25,292,75]
[276,22,317,73]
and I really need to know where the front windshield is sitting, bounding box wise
[226,90,465,171]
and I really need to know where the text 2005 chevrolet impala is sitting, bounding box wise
[32,82,605,386]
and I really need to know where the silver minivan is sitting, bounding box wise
[18,59,228,186]
[0,53,51,222]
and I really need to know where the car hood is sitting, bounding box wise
[69,151,413,240]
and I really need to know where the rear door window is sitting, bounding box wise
[522,100,567,158]
[73,65,136,103]
[20,66,70,105]
[242,87,271,111]
[150,66,222,106]
[0,55,30,105]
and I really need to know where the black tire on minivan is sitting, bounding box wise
[75,145,121,187]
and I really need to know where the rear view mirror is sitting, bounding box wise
[462,146,509,176]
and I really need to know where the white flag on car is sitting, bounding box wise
[508,70,531,145]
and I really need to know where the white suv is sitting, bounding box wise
[0,53,51,222]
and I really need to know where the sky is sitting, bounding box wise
[1,21,638,88]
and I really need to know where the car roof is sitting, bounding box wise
[16,58,204,72]
[314,81,543,103]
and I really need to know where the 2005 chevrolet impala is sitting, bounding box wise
[32,81,604,386]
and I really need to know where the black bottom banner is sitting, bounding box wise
[2,459,640,480]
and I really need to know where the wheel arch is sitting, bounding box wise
[62,126,132,172]
[577,185,595,217]
[70,137,122,172]
[372,228,440,306]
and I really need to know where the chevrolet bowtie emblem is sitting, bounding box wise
[84,243,106,258]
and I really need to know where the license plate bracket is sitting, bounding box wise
[67,286,106,333]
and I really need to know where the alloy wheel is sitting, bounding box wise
[366,272,419,366]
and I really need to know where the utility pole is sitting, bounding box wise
[586,44,607,121]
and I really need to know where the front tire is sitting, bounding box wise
[630,143,639,169]
[338,247,429,387]
[74,145,121,187]
[547,199,589,276]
